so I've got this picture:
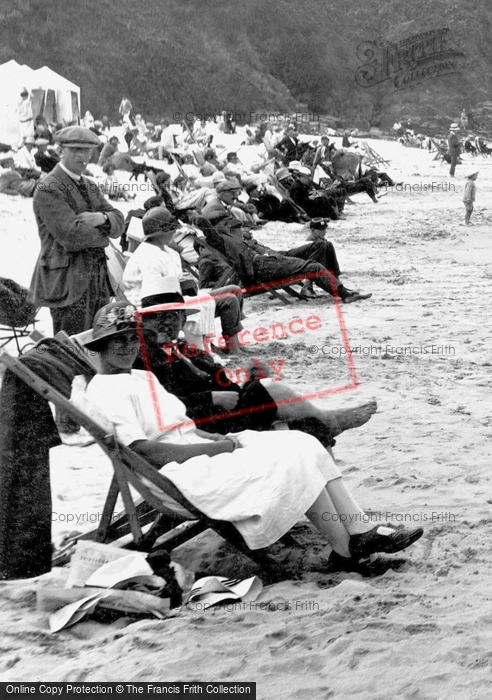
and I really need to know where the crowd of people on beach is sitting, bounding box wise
[9,92,488,583]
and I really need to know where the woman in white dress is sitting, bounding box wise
[84,303,423,576]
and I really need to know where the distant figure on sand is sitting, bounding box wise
[463,172,478,225]
[447,124,461,178]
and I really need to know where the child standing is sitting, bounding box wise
[463,171,478,225]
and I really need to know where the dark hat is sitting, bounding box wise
[142,207,179,237]
[310,217,328,230]
[226,151,238,160]
[143,195,165,211]
[55,126,101,148]
[216,180,241,193]
[140,278,200,316]
[155,171,171,184]
[84,302,137,350]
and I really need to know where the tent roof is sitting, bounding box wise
[33,66,79,93]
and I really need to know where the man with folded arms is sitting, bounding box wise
[29,126,124,335]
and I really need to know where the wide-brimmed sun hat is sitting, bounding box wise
[84,302,137,350]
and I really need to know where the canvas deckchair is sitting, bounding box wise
[0,348,283,580]
[361,141,390,168]
[430,138,450,163]
[475,137,492,158]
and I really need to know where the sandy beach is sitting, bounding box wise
[1,139,492,699]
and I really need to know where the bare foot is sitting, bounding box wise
[324,400,378,436]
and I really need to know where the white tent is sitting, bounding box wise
[0,60,80,146]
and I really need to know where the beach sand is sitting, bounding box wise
[1,140,492,699]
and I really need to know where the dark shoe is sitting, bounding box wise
[342,291,372,303]
[300,282,317,298]
[327,551,408,577]
[349,525,423,558]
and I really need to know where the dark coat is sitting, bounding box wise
[29,164,124,307]
[447,132,461,157]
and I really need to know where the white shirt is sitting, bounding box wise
[123,241,183,306]
[14,146,39,171]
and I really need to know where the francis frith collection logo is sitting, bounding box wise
[355,28,465,91]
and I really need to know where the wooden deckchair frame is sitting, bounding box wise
[361,141,391,168]
[430,138,449,163]
[0,350,283,578]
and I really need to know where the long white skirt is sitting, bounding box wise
[158,430,341,550]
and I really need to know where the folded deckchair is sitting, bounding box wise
[0,348,283,580]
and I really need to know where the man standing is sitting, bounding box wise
[29,126,124,335]
[447,123,461,178]
[17,88,34,141]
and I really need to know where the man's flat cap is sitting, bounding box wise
[55,126,101,148]
[216,180,241,193]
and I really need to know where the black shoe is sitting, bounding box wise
[342,291,372,304]
[349,525,423,558]
[327,551,408,577]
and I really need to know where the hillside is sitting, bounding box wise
[1,0,491,131]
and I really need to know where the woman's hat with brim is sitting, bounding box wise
[450,123,460,131]
[287,160,302,171]
[139,277,200,316]
[142,207,179,237]
[84,302,138,350]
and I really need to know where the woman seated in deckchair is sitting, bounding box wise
[84,302,423,577]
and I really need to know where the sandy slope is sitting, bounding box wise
[1,140,492,699]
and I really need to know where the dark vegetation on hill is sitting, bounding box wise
[2,0,492,132]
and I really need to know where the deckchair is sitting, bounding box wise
[475,137,492,158]
[361,141,390,168]
[430,138,450,163]
[0,348,283,580]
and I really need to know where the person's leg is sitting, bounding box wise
[306,479,423,563]
[305,488,351,556]
[209,285,246,353]
[258,377,377,436]
[450,156,457,177]
[283,240,341,277]
[465,204,473,224]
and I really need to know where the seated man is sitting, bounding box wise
[84,301,423,575]
[275,126,309,164]
[196,215,371,303]
[135,286,378,443]
[201,180,258,227]
[122,207,247,354]
[222,152,264,188]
